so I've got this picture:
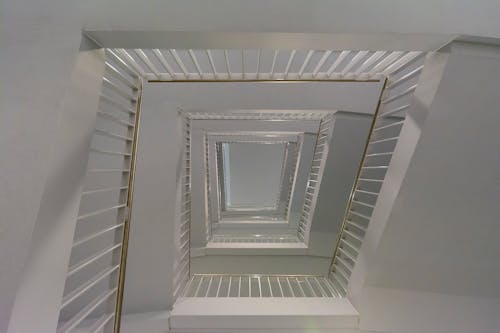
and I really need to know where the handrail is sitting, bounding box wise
[328,78,387,290]
[112,78,143,333]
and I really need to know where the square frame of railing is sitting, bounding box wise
[56,44,431,333]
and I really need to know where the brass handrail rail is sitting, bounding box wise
[113,78,143,333]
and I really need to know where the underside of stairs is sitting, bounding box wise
[169,297,359,333]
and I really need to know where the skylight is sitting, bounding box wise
[219,142,286,210]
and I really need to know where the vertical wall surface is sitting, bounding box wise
[121,84,181,314]
[309,113,372,257]
[347,50,451,304]
[0,3,84,330]
[7,39,105,333]
[352,42,500,333]
[359,287,500,333]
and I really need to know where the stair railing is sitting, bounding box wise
[183,274,340,298]
[56,49,143,333]
[328,52,426,295]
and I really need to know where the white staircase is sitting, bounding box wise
[169,274,358,332]
[169,298,359,332]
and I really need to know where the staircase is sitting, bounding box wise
[37,47,429,333]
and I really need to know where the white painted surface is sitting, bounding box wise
[197,112,373,257]
[84,1,500,46]
[347,50,451,305]
[153,82,382,115]
[2,0,500,329]
[309,113,372,257]
[121,84,181,315]
[358,286,500,333]
[171,329,360,333]
[0,6,84,330]
[90,32,450,54]
[121,311,170,333]
[170,297,358,330]
[191,256,331,276]
[205,242,308,255]
[122,81,380,313]
[346,42,500,333]
[7,40,105,333]
[189,117,322,247]
[89,310,367,333]
[364,42,500,298]
[72,311,171,333]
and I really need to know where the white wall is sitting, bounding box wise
[0,40,104,332]
[121,85,182,315]
[347,50,451,307]
[6,39,105,333]
[347,42,500,333]
[84,1,500,46]
[358,286,500,333]
[365,42,500,298]
[191,256,331,276]
[0,3,85,330]
[141,81,382,114]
